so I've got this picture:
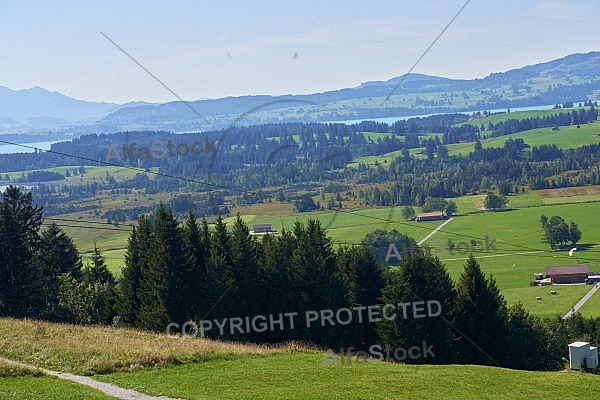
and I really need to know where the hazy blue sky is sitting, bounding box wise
[1,0,598,104]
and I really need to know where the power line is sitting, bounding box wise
[2,139,600,263]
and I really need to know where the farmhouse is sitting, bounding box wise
[251,224,275,235]
[545,264,590,284]
[416,211,444,221]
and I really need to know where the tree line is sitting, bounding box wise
[2,186,599,371]
[484,107,598,138]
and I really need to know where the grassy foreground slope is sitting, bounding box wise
[0,318,289,375]
[99,354,600,400]
[0,359,114,400]
[0,318,599,400]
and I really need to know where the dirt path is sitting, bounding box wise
[0,357,182,400]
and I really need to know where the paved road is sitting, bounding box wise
[417,217,454,245]
[441,250,546,262]
[563,283,600,319]
[0,357,181,400]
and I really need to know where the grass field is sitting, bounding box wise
[0,376,114,400]
[97,353,600,400]
[0,318,288,375]
[459,107,594,128]
[501,285,593,317]
[0,358,114,399]
[58,186,600,317]
[0,165,154,184]
[447,122,600,157]
[0,318,598,400]
[578,289,600,318]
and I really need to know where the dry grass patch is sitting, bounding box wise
[0,318,309,375]
[231,200,295,217]
[472,194,486,209]
[0,359,43,378]
[536,185,600,198]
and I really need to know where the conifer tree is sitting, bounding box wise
[138,204,185,330]
[255,228,297,342]
[181,211,207,320]
[229,215,259,340]
[83,243,115,285]
[37,223,83,320]
[0,186,43,317]
[378,249,457,363]
[119,215,151,327]
[336,245,384,349]
[290,219,343,346]
[204,215,235,336]
[454,254,508,366]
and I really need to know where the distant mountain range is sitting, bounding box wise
[2,51,600,137]
[0,86,153,136]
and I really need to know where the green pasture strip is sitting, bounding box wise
[0,376,115,400]
[97,352,600,400]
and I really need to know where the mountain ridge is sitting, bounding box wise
[2,51,599,135]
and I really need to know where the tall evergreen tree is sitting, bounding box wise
[181,211,208,321]
[378,249,458,363]
[336,245,384,349]
[204,215,235,335]
[119,215,151,327]
[138,204,185,330]
[229,215,260,340]
[0,186,43,317]
[290,219,344,346]
[454,255,508,366]
[37,223,83,320]
[255,228,297,342]
[83,243,115,285]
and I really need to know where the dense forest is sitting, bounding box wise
[1,186,600,371]
[0,107,598,221]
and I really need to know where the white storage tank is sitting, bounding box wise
[569,342,598,371]
[586,346,598,370]
[568,342,590,370]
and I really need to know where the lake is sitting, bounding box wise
[326,104,558,125]
[0,140,59,155]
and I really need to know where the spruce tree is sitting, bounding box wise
[0,186,43,317]
[205,215,234,337]
[255,228,297,342]
[119,215,151,327]
[290,219,343,346]
[454,254,508,366]
[138,204,184,331]
[378,249,458,363]
[230,215,259,340]
[181,211,208,321]
[37,223,83,320]
[83,243,115,285]
[336,245,384,349]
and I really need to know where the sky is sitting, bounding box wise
[0,0,598,104]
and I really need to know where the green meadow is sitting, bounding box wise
[97,353,600,400]
[62,187,600,318]
[459,107,595,128]
[448,120,600,157]
[2,318,599,400]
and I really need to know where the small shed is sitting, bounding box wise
[251,224,275,235]
[568,341,598,371]
[545,265,590,284]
